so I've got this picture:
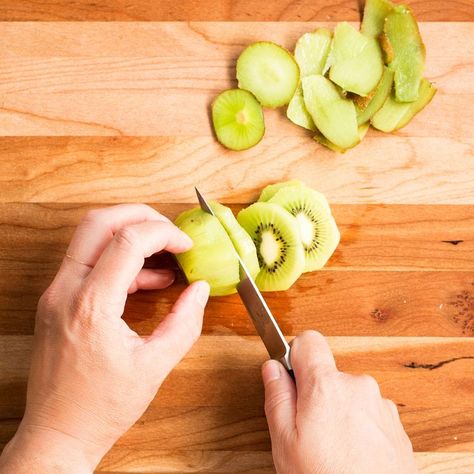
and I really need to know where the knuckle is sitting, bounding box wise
[114,225,140,251]
[264,389,293,417]
[358,374,381,394]
[70,285,104,321]
[81,208,103,225]
[37,286,56,312]
[298,329,325,344]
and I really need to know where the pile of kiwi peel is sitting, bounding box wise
[175,181,340,296]
[211,0,436,153]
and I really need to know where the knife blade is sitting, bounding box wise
[195,187,293,375]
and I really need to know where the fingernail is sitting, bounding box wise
[193,280,210,307]
[262,360,281,385]
[152,269,175,280]
[181,232,194,247]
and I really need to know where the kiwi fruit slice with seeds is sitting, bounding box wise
[258,180,305,203]
[209,201,260,279]
[237,41,300,108]
[212,89,265,151]
[267,186,340,272]
[175,208,240,296]
[237,202,305,292]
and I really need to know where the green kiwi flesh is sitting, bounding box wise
[329,22,384,97]
[209,201,260,279]
[302,74,359,150]
[313,123,369,153]
[267,185,340,272]
[237,202,305,291]
[371,78,436,132]
[355,66,394,125]
[258,180,305,202]
[211,89,265,151]
[175,208,239,296]
[361,0,395,37]
[294,28,332,78]
[286,84,317,131]
[382,5,426,102]
[236,41,300,108]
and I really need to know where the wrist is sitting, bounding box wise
[1,423,101,473]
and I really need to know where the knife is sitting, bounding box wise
[195,187,294,378]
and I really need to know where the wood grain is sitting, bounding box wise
[1,335,473,453]
[0,23,471,138]
[97,451,474,473]
[0,0,473,21]
[1,202,473,337]
[0,7,473,473]
[0,136,473,204]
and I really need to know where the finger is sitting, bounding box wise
[262,360,297,438]
[144,281,210,382]
[128,268,175,294]
[66,204,169,269]
[84,220,193,309]
[290,330,337,392]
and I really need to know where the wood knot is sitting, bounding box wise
[448,287,474,335]
[371,308,389,322]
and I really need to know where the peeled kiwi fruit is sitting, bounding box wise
[175,207,240,296]
[237,202,305,291]
[258,179,304,203]
[175,182,340,295]
[266,184,340,272]
[209,201,260,279]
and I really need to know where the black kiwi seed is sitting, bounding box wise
[288,205,323,254]
[254,223,290,272]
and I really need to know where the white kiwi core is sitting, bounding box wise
[295,212,314,247]
[260,230,280,266]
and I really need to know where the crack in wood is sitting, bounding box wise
[441,240,464,245]
[403,356,474,370]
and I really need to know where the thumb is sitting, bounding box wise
[262,360,297,440]
[145,280,210,382]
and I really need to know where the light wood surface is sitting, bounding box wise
[0,0,473,21]
[0,1,473,472]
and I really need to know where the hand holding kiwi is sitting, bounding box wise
[175,181,340,295]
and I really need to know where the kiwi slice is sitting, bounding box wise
[209,201,260,279]
[361,0,395,37]
[237,202,305,292]
[286,85,316,131]
[175,208,240,296]
[314,123,369,153]
[294,28,332,78]
[302,75,359,150]
[258,180,304,203]
[355,66,394,125]
[236,41,300,108]
[382,5,425,102]
[211,89,265,151]
[329,22,384,97]
[371,78,436,132]
[267,186,340,272]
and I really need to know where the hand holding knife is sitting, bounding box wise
[195,187,294,378]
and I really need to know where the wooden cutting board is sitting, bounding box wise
[0,1,473,472]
